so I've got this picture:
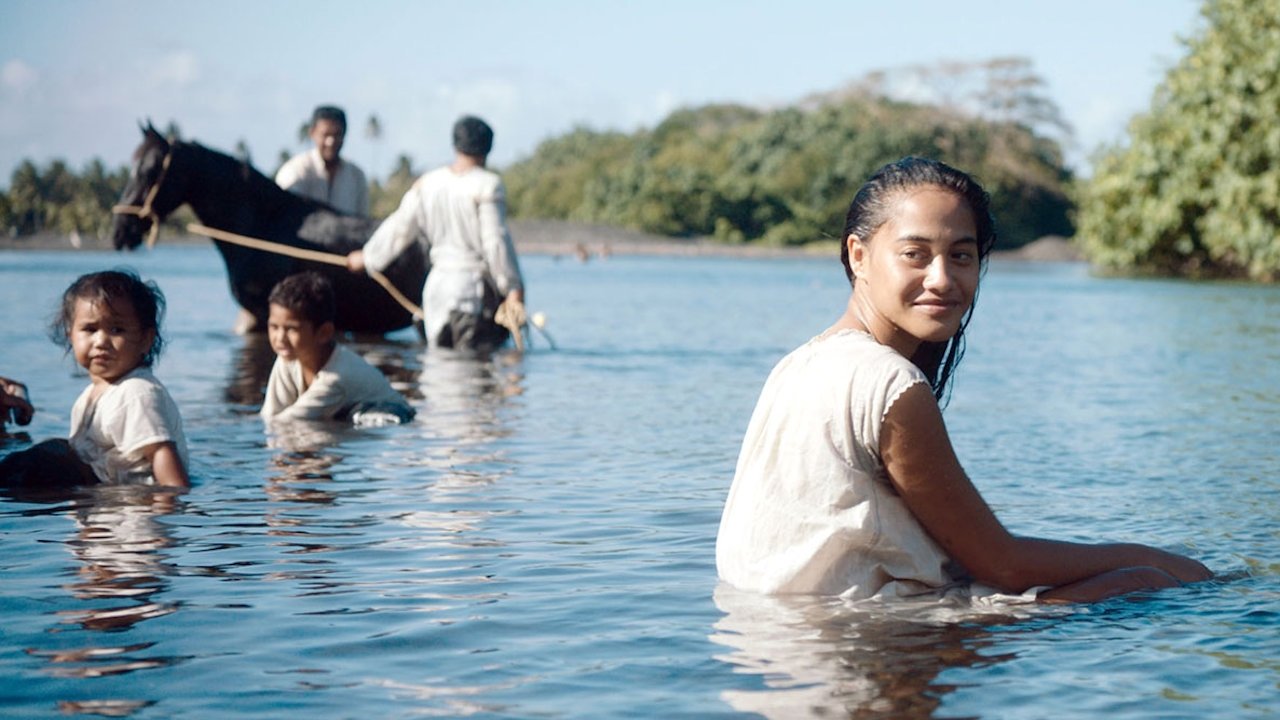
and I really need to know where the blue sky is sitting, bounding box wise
[2,0,1201,185]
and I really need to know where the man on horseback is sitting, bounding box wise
[346,116,525,352]
[276,105,370,217]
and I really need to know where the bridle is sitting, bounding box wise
[111,149,173,248]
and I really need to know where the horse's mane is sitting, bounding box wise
[170,138,334,215]
[183,141,282,197]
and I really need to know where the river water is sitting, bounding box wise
[1,245,1276,718]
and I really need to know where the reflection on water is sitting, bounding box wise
[711,585,1051,719]
[416,349,524,447]
[10,332,529,715]
[224,334,276,408]
[55,699,155,717]
[17,483,187,717]
[263,447,344,511]
[397,349,523,543]
[2,250,1277,717]
[257,343,525,560]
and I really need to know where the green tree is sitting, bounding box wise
[7,160,45,235]
[1076,0,1280,280]
[1,157,129,240]
[275,148,292,176]
[369,153,417,219]
[502,71,1073,248]
[504,127,637,221]
[234,139,252,165]
[365,114,383,180]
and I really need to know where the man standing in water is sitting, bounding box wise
[346,115,525,351]
[276,105,370,216]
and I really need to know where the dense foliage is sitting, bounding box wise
[504,63,1075,249]
[1,122,201,242]
[368,154,419,219]
[1076,0,1280,280]
[0,159,129,239]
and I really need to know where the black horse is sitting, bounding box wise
[111,123,426,335]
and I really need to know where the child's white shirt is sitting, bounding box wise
[69,367,189,483]
[260,345,414,422]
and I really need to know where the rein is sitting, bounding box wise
[186,223,425,320]
[111,150,173,249]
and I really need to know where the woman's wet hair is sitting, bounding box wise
[268,271,336,327]
[452,115,494,158]
[50,268,167,367]
[839,156,997,405]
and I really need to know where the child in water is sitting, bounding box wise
[54,269,189,487]
[260,272,416,425]
[716,157,1211,603]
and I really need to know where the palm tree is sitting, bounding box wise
[365,114,383,181]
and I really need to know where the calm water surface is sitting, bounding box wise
[1,246,1276,718]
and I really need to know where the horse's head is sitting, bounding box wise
[111,122,183,250]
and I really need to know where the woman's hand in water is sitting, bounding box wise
[881,383,1214,595]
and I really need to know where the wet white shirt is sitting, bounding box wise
[361,165,524,345]
[261,344,413,423]
[275,148,370,216]
[716,330,958,599]
[69,367,189,484]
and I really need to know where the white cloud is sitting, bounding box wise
[651,90,678,119]
[1,59,39,94]
[887,75,936,106]
[434,78,521,116]
[1076,96,1139,152]
[617,89,680,132]
[150,51,201,89]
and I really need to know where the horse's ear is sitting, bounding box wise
[142,119,162,142]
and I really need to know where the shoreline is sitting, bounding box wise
[0,218,1083,262]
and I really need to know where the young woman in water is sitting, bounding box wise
[716,157,1211,603]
